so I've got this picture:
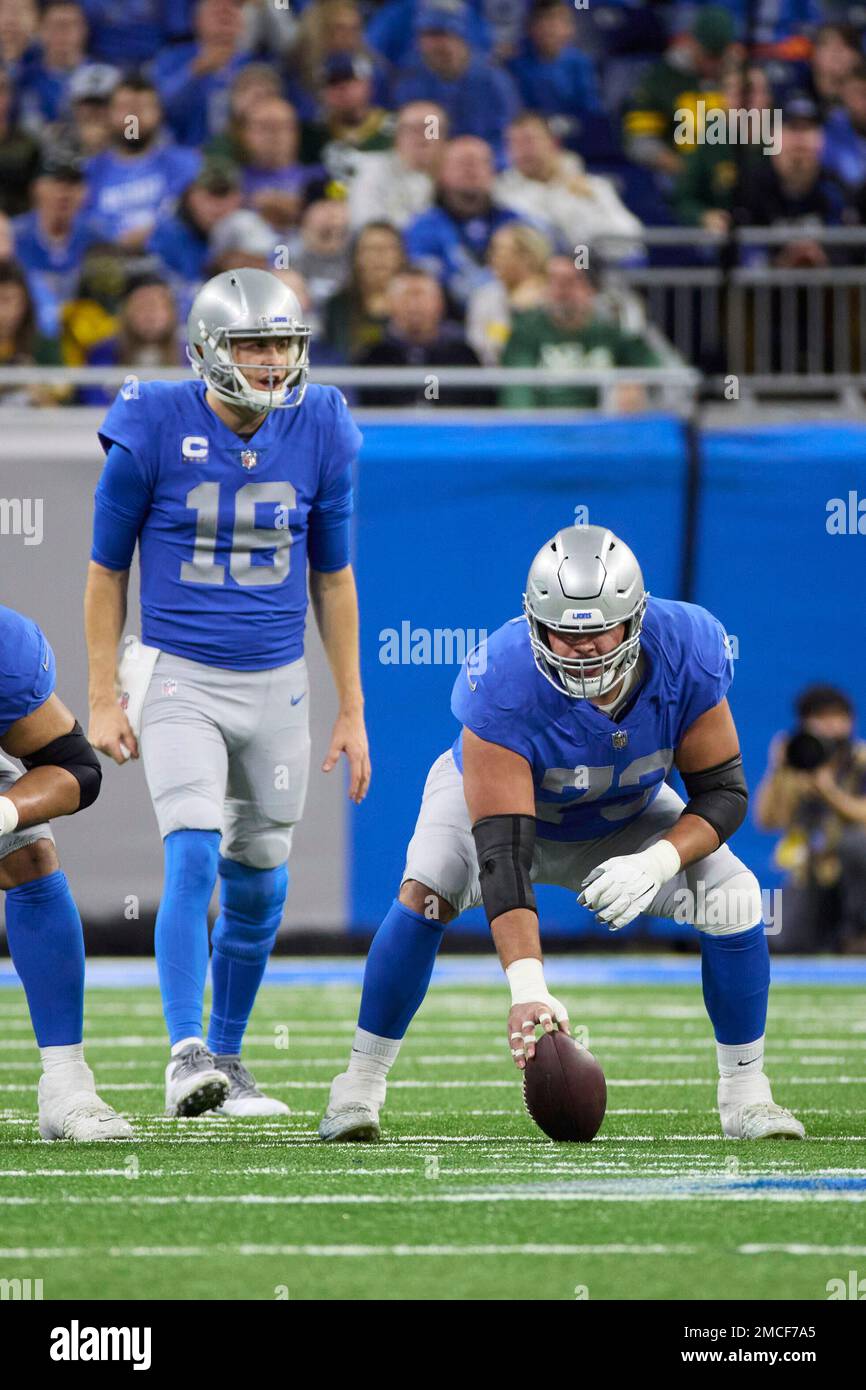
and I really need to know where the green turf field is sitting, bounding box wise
[1,969,864,1301]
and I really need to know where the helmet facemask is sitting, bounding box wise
[523,592,647,700]
[188,321,311,412]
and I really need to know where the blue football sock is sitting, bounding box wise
[358,899,446,1040]
[699,924,770,1045]
[5,869,85,1047]
[207,857,288,1056]
[155,829,220,1047]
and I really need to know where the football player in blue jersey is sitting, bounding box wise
[84,266,369,1120]
[321,524,805,1144]
[0,604,132,1140]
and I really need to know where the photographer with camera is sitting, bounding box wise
[756,685,866,953]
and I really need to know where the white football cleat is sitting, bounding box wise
[724,1101,806,1141]
[165,1042,229,1117]
[719,1071,805,1140]
[211,1056,289,1117]
[38,1065,133,1142]
[319,1071,383,1142]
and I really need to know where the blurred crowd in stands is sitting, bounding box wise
[1,0,865,406]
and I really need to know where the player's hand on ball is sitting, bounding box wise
[88,700,139,765]
[322,708,371,804]
[507,997,570,1070]
[579,852,661,930]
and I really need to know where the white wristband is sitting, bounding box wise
[635,839,681,885]
[506,957,547,1005]
[0,796,20,837]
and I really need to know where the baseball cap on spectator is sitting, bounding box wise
[415,0,470,39]
[38,150,86,181]
[321,53,373,85]
[692,6,735,56]
[68,64,120,104]
[208,209,276,261]
[123,270,172,297]
[193,161,241,196]
[783,90,821,125]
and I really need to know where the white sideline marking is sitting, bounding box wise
[0,1242,696,1259]
[1,1135,856,1148]
[2,1106,858,1118]
[0,1164,751,1179]
[2,1160,848,1179]
[2,1189,864,1207]
[3,1076,864,1093]
[740,1244,866,1256]
[2,1031,862,1051]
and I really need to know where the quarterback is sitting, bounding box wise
[321,525,804,1143]
[0,603,131,1140]
[85,267,368,1119]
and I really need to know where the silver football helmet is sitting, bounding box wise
[523,525,647,699]
[186,267,311,412]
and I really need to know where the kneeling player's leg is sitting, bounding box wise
[550,784,802,1139]
[321,750,479,1140]
[1,837,82,1049]
[1,824,132,1139]
[344,882,456,1093]
[563,784,773,1075]
[651,846,804,1139]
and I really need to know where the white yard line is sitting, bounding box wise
[2,1187,865,1206]
[0,1242,697,1259]
[3,1076,865,1092]
[739,1244,866,1256]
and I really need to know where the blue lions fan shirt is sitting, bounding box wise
[451,597,733,843]
[93,379,361,671]
[0,605,56,736]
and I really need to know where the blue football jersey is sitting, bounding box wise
[95,379,362,670]
[0,605,56,737]
[451,597,733,843]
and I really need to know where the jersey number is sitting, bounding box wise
[180,481,296,588]
[537,749,674,825]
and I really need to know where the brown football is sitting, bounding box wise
[523,1030,607,1142]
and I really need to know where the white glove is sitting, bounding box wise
[579,841,681,931]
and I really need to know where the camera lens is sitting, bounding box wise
[785,731,831,771]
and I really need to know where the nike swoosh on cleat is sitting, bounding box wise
[737,1059,759,1066]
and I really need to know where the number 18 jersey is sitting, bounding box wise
[94,379,362,670]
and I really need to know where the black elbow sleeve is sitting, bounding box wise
[681,754,748,845]
[21,720,103,811]
[471,813,537,927]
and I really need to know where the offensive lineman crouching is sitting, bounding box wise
[320,525,804,1143]
[0,604,132,1140]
